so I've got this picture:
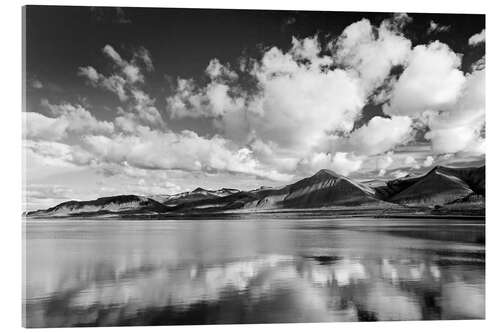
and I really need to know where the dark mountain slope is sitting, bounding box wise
[245,169,380,210]
[150,187,240,206]
[384,166,484,206]
[27,195,167,217]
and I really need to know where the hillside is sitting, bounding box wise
[380,166,485,207]
[245,169,381,210]
[26,195,167,217]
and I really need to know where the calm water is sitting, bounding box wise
[23,218,485,327]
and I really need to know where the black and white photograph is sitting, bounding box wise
[21,4,485,328]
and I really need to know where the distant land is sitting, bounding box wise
[25,165,485,219]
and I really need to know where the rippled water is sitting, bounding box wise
[23,218,485,327]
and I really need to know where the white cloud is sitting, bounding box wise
[427,20,451,34]
[205,58,238,80]
[74,44,297,182]
[24,140,94,168]
[24,112,68,141]
[82,128,292,182]
[425,69,485,154]
[471,56,485,71]
[134,47,154,72]
[404,155,416,165]
[24,100,114,141]
[78,66,100,83]
[129,90,165,128]
[248,51,364,152]
[102,45,147,83]
[163,31,414,177]
[164,31,485,177]
[468,29,485,46]
[78,66,128,101]
[103,44,124,65]
[167,78,246,119]
[335,17,412,94]
[78,45,154,101]
[337,116,413,155]
[381,36,484,158]
[299,152,364,176]
[122,64,143,84]
[377,152,394,176]
[383,41,466,117]
[422,156,434,167]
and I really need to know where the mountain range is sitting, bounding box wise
[25,165,485,218]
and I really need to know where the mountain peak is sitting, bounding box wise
[192,187,207,193]
[313,169,342,178]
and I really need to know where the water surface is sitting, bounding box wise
[23,218,485,327]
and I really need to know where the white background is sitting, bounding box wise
[1,0,498,332]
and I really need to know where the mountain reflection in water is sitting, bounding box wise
[23,218,485,327]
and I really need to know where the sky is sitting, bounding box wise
[23,6,485,210]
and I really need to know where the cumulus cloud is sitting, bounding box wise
[82,128,292,182]
[427,20,451,34]
[168,35,366,160]
[334,17,411,94]
[78,66,100,83]
[165,26,484,177]
[24,140,94,168]
[65,43,295,182]
[468,29,485,46]
[78,66,128,101]
[162,25,413,177]
[424,69,485,154]
[24,112,68,141]
[128,90,165,128]
[383,41,466,117]
[382,37,485,157]
[167,78,245,119]
[333,116,413,155]
[24,100,114,141]
[205,58,238,80]
[247,47,364,152]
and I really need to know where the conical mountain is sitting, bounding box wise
[282,169,377,208]
[248,169,379,209]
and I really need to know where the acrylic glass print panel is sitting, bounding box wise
[22,5,485,327]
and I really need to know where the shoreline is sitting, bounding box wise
[23,210,486,221]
